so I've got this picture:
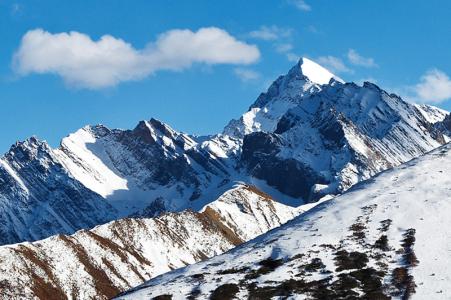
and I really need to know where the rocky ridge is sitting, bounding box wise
[0,184,301,299]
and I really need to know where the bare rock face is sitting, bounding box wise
[443,113,451,129]
[435,112,451,136]
[241,132,325,199]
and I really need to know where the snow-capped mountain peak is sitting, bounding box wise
[223,57,342,138]
[226,61,449,201]
[299,57,344,85]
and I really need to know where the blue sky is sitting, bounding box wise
[1,0,450,153]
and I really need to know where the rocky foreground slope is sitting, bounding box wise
[0,184,301,299]
[0,57,449,246]
[119,143,451,300]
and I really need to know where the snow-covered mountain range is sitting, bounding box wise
[0,121,240,246]
[0,57,449,247]
[0,184,301,299]
[118,141,451,300]
[1,56,450,300]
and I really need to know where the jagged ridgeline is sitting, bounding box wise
[0,184,302,299]
[0,57,449,246]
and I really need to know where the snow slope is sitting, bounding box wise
[0,184,302,299]
[53,120,241,215]
[300,57,344,85]
[119,143,451,300]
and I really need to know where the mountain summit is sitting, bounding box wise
[226,58,448,200]
[298,57,344,85]
[223,57,343,138]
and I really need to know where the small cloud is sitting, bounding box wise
[347,49,378,68]
[11,3,23,15]
[234,68,261,82]
[306,25,319,34]
[248,25,292,41]
[288,0,311,11]
[278,47,300,63]
[249,26,296,63]
[13,27,260,89]
[275,43,293,54]
[410,69,451,103]
[286,53,300,62]
[315,56,353,74]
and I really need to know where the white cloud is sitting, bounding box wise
[412,69,451,103]
[11,3,23,15]
[13,28,260,89]
[316,56,353,74]
[306,25,319,34]
[288,0,311,11]
[275,43,293,54]
[234,68,261,82]
[286,53,300,62]
[249,26,297,63]
[347,49,378,68]
[248,25,292,41]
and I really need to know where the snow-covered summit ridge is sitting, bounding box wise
[227,59,449,200]
[300,57,344,85]
[119,142,451,300]
[223,57,344,138]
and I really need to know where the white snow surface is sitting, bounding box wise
[54,123,244,215]
[301,57,344,85]
[54,126,128,198]
[119,143,451,300]
[414,103,449,124]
